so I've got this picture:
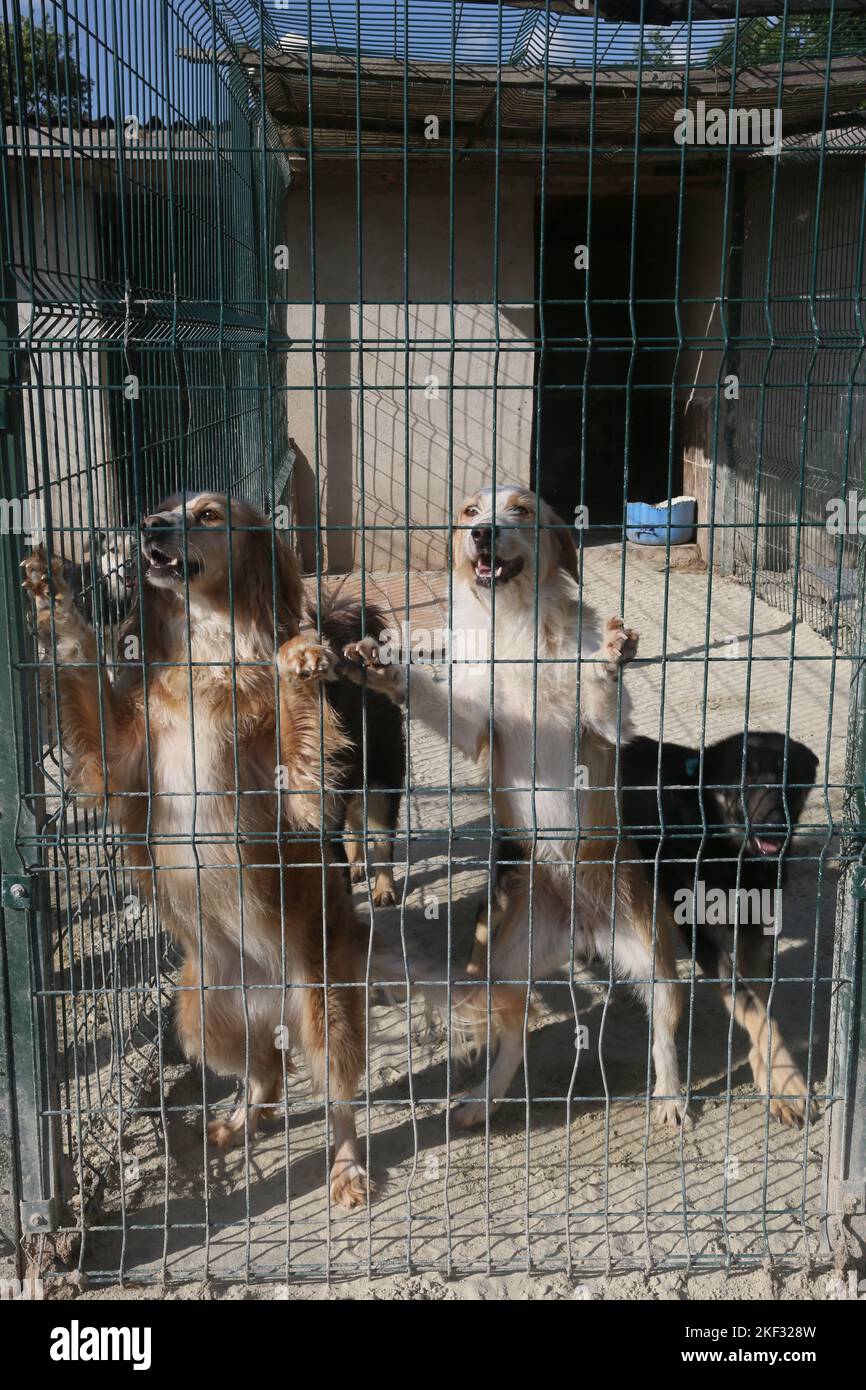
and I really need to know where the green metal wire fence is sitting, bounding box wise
[0,0,864,1289]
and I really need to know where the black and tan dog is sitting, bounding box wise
[621,730,819,1126]
[312,594,405,907]
[469,730,819,1126]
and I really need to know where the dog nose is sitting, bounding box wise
[471,525,496,548]
[142,513,174,532]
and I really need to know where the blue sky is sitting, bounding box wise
[19,1,768,124]
[258,1,737,67]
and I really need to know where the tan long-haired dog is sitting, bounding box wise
[23,493,368,1208]
[346,485,684,1129]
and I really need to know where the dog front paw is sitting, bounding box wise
[342,635,383,669]
[21,546,69,611]
[769,1096,814,1129]
[342,637,406,704]
[278,635,337,681]
[207,1117,244,1151]
[767,1066,816,1129]
[329,1157,368,1210]
[372,880,397,908]
[653,1096,687,1128]
[21,546,75,641]
[453,1089,500,1130]
[600,616,639,676]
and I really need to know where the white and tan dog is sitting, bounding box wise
[346,485,684,1129]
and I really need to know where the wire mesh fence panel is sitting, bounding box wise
[0,0,864,1291]
[733,162,866,652]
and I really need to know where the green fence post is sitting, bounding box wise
[825,537,866,1256]
[0,204,22,1285]
[0,192,64,1277]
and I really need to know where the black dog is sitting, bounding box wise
[314,595,405,907]
[622,730,818,1126]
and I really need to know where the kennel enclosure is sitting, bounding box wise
[1,0,866,1288]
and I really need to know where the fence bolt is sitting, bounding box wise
[1,875,31,908]
[19,1200,57,1233]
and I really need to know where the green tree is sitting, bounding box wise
[706,14,866,66]
[1,13,92,124]
[632,26,679,66]
[632,14,866,68]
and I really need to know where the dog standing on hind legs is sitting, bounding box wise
[22,495,370,1208]
[344,485,685,1130]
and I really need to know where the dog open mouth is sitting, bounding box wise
[473,553,525,588]
[143,543,201,583]
[749,833,785,856]
[745,789,788,856]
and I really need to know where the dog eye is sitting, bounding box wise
[199,509,221,524]
[512,506,529,518]
[464,506,478,518]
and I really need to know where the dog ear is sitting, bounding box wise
[551,510,579,583]
[789,740,819,788]
[273,530,303,638]
[113,577,166,695]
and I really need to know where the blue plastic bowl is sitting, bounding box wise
[626,498,696,546]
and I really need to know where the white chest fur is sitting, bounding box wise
[147,608,267,844]
[447,581,600,851]
[150,705,229,843]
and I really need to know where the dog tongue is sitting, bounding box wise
[476,557,492,576]
[753,835,782,855]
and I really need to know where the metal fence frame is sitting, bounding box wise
[0,0,865,1290]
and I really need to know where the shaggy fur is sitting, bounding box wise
[622,730,819,1126]
[312,593,405,907]
[345,485,684,1129]
[22,493,369,1208]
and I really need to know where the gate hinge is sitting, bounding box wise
[20,1198,59,1233]
[1,874,32,909]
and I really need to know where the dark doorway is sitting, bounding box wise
[532,193,681,533]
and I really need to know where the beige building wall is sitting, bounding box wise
[283,162,536,573]
[678,185,727,567]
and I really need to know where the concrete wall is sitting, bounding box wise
[283,162,536,572]
[678,186,726,567]
[734,163,866,587]
[679,166,866,573]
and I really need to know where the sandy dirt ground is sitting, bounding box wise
[42,545,853,1301]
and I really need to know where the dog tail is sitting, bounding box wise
[306,586,390,654]
[368,932,523,1059]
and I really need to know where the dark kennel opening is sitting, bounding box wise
[533,190,681,530]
